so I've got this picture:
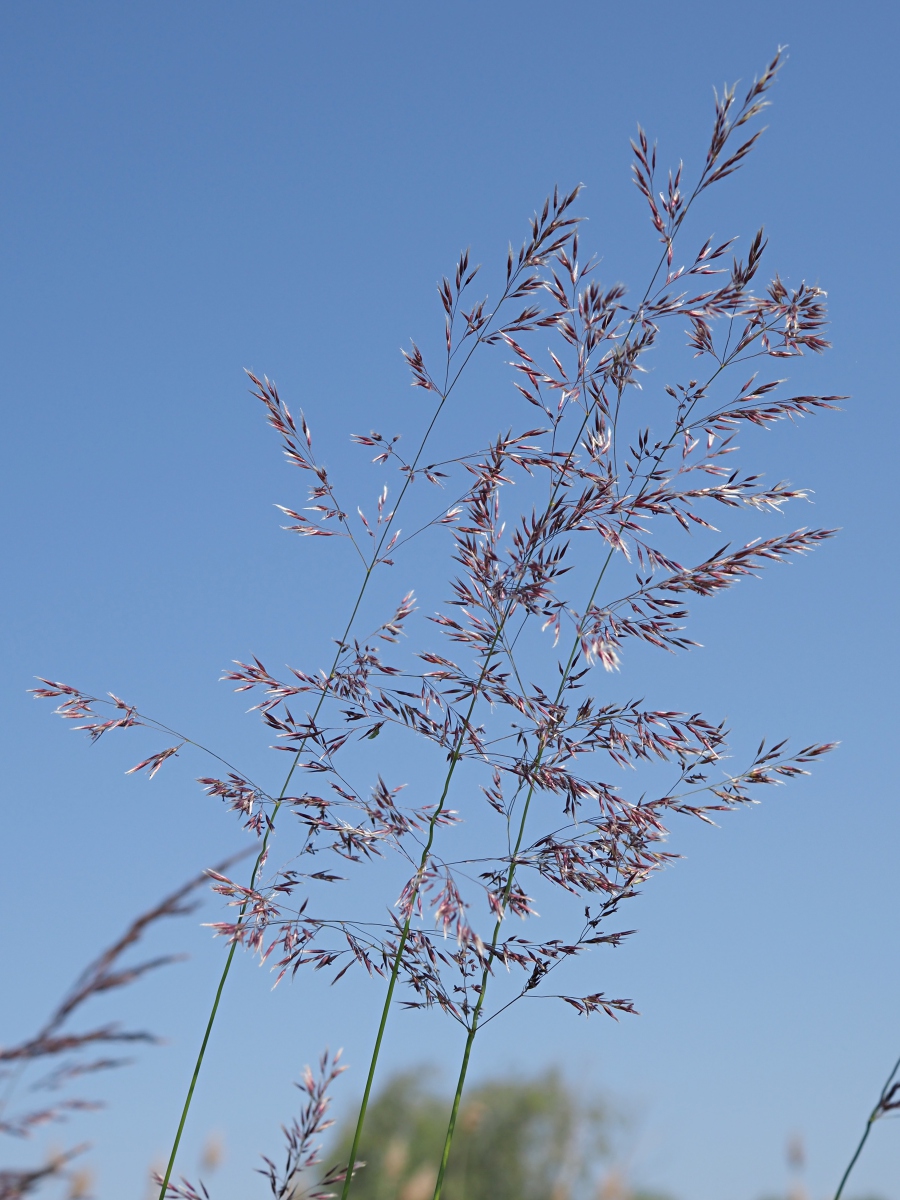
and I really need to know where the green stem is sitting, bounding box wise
[158,937,240,1189]
[833,1120,875,1200]
[431,757,541,1198]
[338,421,600,1198]
[431,550,610,1200]
[335,262,611,1199]
[344,329,624,1200]
[338,629,504,1200]
[156,588,371,1198]
[157,410,446,1198]
[833,1052,900,1200]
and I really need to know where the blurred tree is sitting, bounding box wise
[326,1068,657,1200]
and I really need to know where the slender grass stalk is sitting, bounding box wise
[833,1052,900,1200]
[340,144,738,1197]
[335,648,497,1200]
[431,546,613,1199]
[157,260,546,1198]
[156,586,377,1200]
[339,394,600,1200]
[428,300,789,1197]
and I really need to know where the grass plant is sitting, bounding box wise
[27,48,874,1200]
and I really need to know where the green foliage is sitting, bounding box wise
[328,1069,612,1200]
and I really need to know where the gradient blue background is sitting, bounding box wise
[1,3,897,1198]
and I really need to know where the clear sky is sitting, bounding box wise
[1,3,898,1199]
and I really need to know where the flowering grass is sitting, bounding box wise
[25,47,874,1200]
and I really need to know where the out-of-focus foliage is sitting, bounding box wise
[327,1069,660,1200]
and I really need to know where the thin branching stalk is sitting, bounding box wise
[430,360,726,1197]
[340,312,600,1200]
[156,239,565,1197]
[345,62,788,1198]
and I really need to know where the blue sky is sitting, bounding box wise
[1,3,898,1199]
